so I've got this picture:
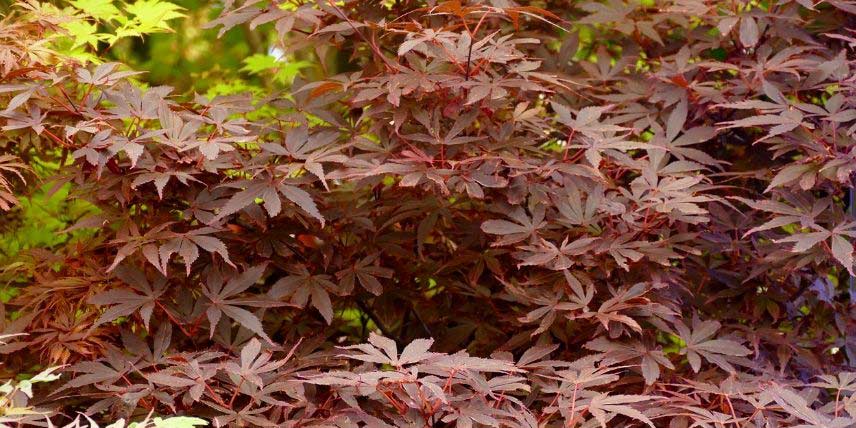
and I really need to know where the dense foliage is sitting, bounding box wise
[2,0,856,426]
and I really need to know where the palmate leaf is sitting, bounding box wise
[70,0,122,21]
[648,98,721,167]
[202,265,287,343]
[131,170,201,200]
[241,54,279,74]
[75,63,143,86]
[738,198,856,273]
[717,108,811,143]
[774,221,856,276]
[812,372,856,391]
[265,127,346,191]
[0,154,28,211]
[58,358,128,393]
[764,385,855,428]
[585,337,674,385]
[122,0,185,33]
[481,205,546,246]
[61,20,107,50]
[157,227,234,275]
[88,265,166,329]
[278,183,324,226]
[335,254,393,295]
[146,372,197,388]
[765,163,817,192]
[241,54,311,83]
[338,333,437,367]
[269,266,340,324]
[222,338,290,389]
[212,179,325,226]
[585,393,656,428]
[673,317,751,373]
[0,314,33,355]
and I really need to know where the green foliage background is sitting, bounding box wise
[0,0,311,282]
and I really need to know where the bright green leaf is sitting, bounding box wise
[274,61,311,83]
[241,54,279,74]
[61,20,106,49]
[70,0,121,21]
[152,416,208,428]
[124,0,185,34]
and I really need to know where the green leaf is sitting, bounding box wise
[105,419,126,428]
[70,0,121,21]
[61,20,106,49]
[241,55,310,84]
[123,0,185,33]
[274,61,311,83]
[152,417,208,428]
[241,54,279,74]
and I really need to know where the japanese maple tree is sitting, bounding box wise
[2,0,856,426]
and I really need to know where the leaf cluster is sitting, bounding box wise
[1,0,856,426]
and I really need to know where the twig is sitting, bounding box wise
[356,298,397,340]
